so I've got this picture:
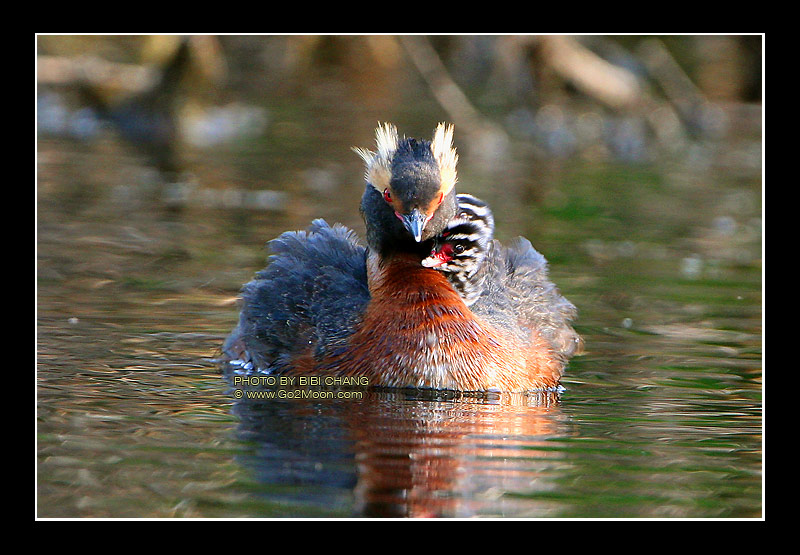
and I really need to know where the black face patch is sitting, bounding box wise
[389,138,442,215]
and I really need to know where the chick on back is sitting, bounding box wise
[422,193,494,306]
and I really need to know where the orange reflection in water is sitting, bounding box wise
[232,387,571,518]
[346,391,569,517]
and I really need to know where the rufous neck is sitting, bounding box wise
[366,250,463,304]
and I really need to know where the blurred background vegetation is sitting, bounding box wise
[36,34,761,176]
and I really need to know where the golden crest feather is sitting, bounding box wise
[352,122,398,192]
[431,122,458,195]
[352,122,458,194]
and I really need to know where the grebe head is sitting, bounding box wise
[355,123,459,254]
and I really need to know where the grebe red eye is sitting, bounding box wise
[383,189,392,203]
[437,192,444,205]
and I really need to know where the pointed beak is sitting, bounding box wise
[400,208,428,242]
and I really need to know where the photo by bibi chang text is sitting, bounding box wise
[232,376,369,387]
[231,375,369,400]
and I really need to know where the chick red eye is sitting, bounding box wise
[383,189,392,203]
